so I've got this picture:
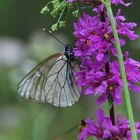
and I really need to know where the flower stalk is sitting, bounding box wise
[103,0,137,139]
[101,6,115,126]
[108,95,115,125]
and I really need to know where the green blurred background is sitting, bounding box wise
[0,0,140,140]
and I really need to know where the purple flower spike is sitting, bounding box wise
[64,0,140,139]
[79,109,140,140]
[76,53,140,105]
[72,0,139,105]
[74,10,138,61]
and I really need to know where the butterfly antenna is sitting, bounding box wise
[43,28,65,47]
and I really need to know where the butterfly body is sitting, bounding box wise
[18,45,81,107]
[64,44,74,63]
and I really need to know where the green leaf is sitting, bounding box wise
[40,0,80,31]
[51,24,58,31]
[58,21,66,28]
[40,5,50,14]
[72,9,80,17]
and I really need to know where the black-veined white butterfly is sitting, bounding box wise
[18,29,81,107]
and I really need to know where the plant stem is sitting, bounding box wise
[105,57,115,125]
[103,0,137,139]
[102,6,115,125]
[109,102,115,125]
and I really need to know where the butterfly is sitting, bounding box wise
[18,30,81,107]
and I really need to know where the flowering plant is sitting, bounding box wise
[79,109,140,140]
[41,0,140,139]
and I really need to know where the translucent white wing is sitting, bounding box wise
[18,53,81,107]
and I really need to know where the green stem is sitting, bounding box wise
[56,6,66,25]
[103,0,137,139]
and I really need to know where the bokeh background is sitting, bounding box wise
[0,0,140,140]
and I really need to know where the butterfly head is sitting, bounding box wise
[65,44,74,62]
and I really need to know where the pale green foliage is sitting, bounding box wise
[50,0,68,18]
[40,4,50,14]
[40,0,82,31]
[41,0,70,31]
[58,20,66,28]
[72,9,80,18]
[51,24,58,31]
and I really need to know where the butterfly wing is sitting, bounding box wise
[18,53,80,107]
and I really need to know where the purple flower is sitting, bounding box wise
[66,0,131,7]
[72,0,139,106]
[76,52,140,105]
[115,9,138,40]
[73,13,115,61]
[74,11,138,61]
[79,109,140,140]
[112,0,132,6]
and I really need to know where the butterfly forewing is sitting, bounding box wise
[18,53,80,107]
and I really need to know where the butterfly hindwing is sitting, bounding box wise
[18,53,80,107]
